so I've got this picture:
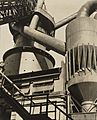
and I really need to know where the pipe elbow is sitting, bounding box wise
[77,0,97,17]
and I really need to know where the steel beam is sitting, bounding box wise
[8,68,61,84]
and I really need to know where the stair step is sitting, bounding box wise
[0,88,52,120]
[31,114,52,120]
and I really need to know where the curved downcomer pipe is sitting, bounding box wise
[55,12,77,30]
[77,0,97,17]
[55,0,97,29]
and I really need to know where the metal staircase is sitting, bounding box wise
[0,71,52,120]
[0,70,73,120]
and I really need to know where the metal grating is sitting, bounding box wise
[0,0,37,25]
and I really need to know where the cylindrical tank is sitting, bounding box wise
[66,8,97,112]
[3,47,55,75]
[66,17,97,50]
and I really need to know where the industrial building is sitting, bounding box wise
[0,0,97,120]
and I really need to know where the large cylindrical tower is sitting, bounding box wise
[1,1,56,119]
[66,0,97,113]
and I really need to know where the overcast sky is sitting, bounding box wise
[0,0,89,65]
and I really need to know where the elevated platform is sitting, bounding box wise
[0,0,36,25]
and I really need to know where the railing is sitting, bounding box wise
[0,70,35,110]
[46,94,73,120]
[0,70,73,120]
[0,71,30,99]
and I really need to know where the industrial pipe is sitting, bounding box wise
[29,0,44,28]
[77,0,97,17]
[29,0,49,70]
[55,12,77,30]
[24,26,65,55]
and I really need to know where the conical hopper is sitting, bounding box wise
[68,71,97,112]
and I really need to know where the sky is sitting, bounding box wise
[0,0,89,66]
